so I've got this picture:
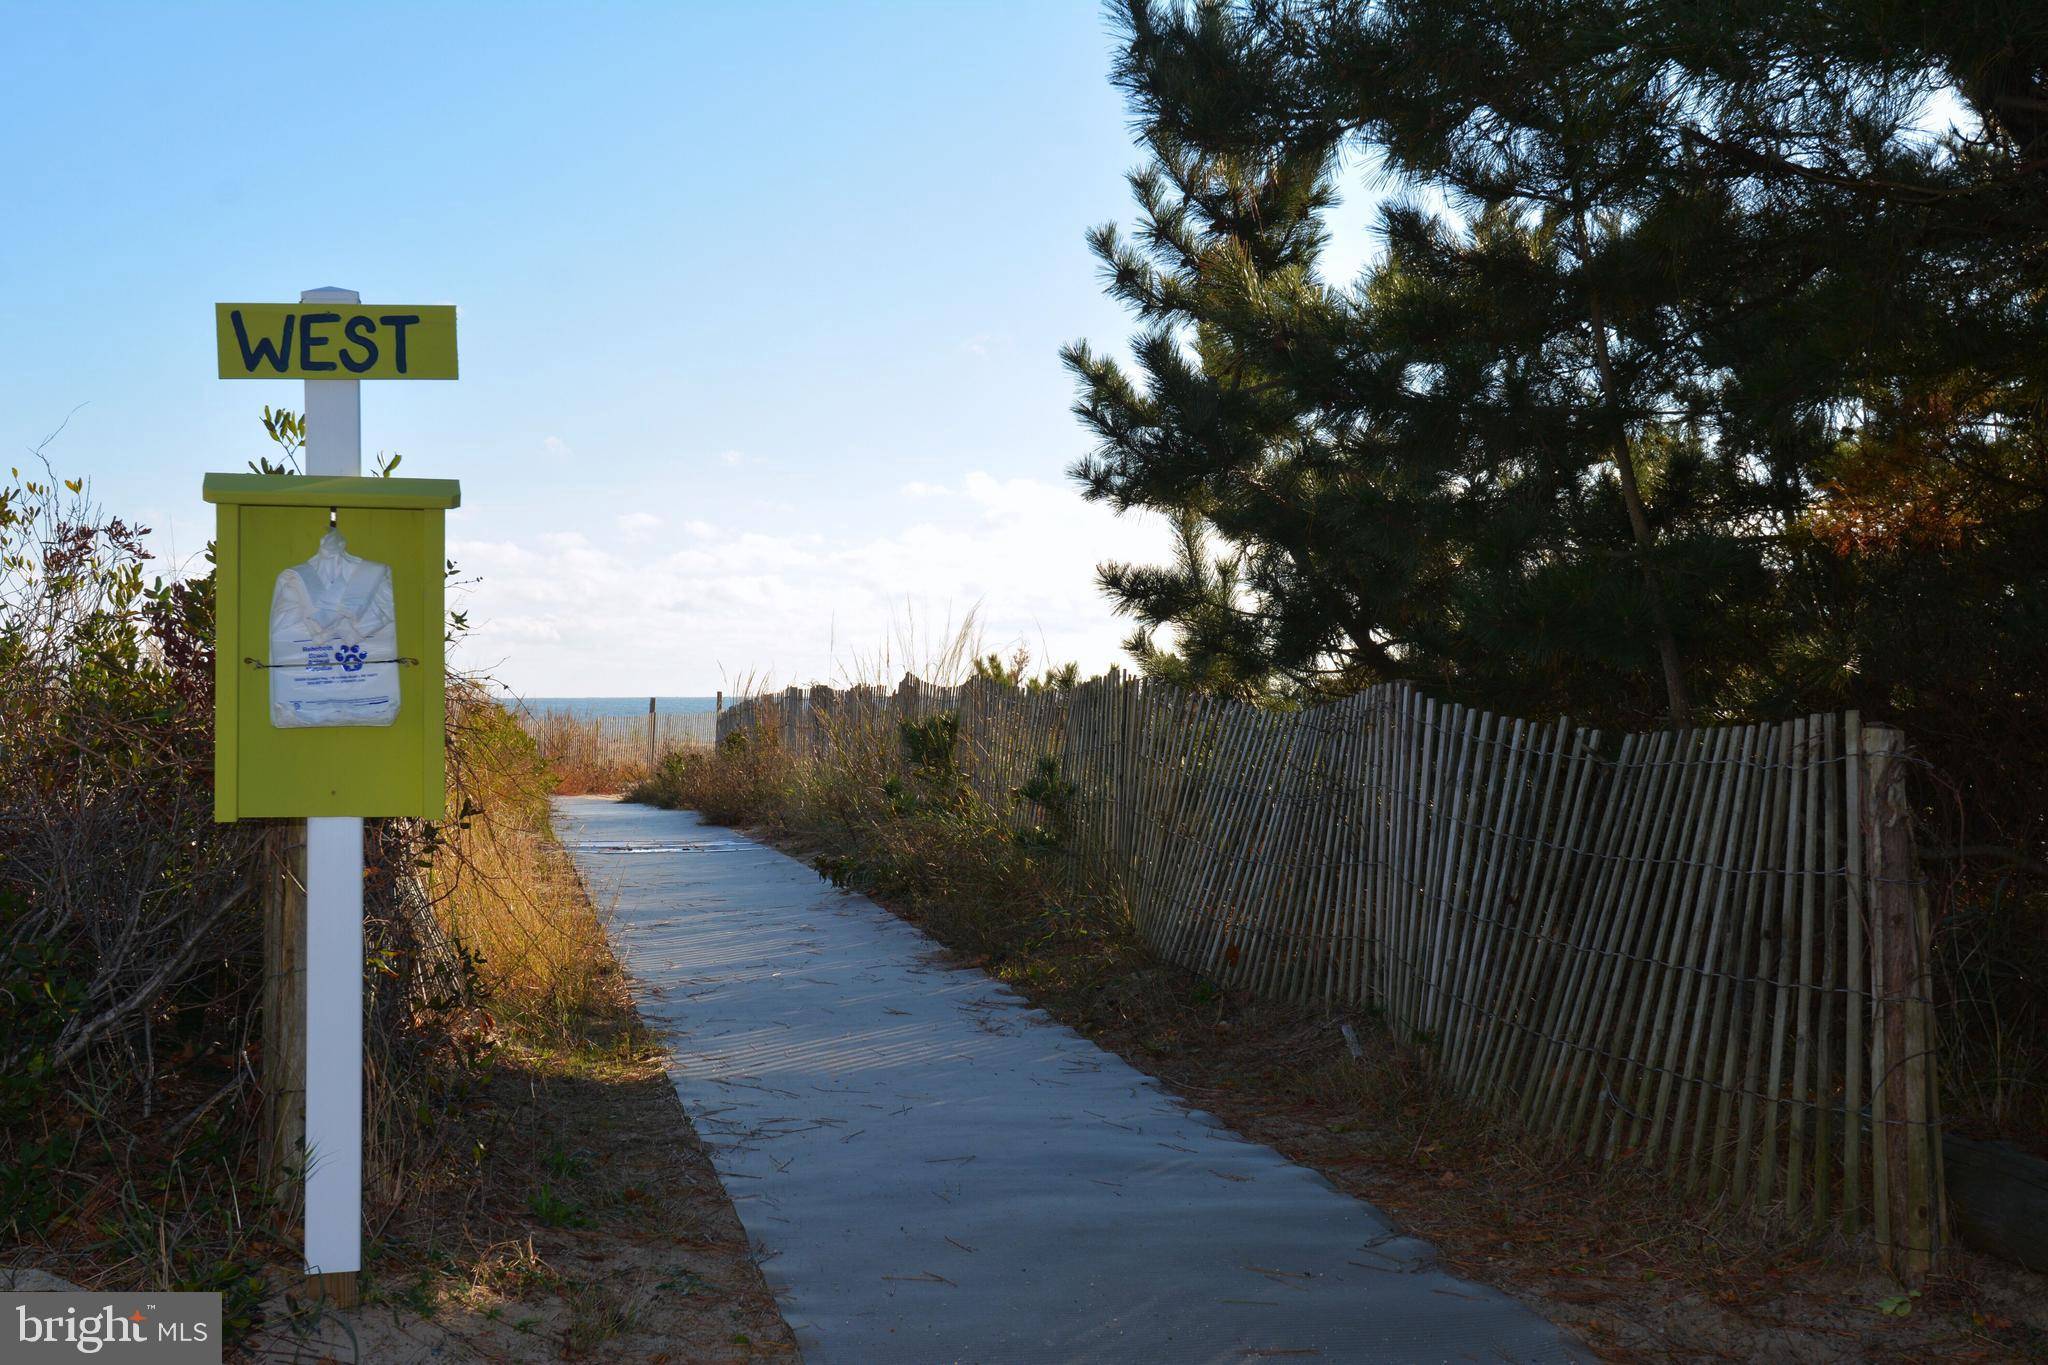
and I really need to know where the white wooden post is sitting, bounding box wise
[299,285,364,1301]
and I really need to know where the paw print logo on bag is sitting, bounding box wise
[336,643,368,673]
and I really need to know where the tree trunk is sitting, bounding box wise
[1586,289,1693,727]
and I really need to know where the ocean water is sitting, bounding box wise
[508,695,721,720]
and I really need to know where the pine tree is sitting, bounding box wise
[1070,0,2048,735]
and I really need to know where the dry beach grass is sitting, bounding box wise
[518,707,715,797]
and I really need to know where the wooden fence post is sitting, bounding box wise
[646,696,657,772]
[1863,725,1941,1281]
[810,685,834,757]
[259,822,307,1206]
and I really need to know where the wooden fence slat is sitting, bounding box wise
[1485,723,1598,1108]
[1685,726,1771,1192]
[1843,712,1865,1229]
[1563,728,1691,1149]
[1520,731,1655,1134]
[1434,709,1506,1061]
[1152,695,1237,968]
[1729,722,1793,1207]
[1814,713,1842,1224]
[1299,698,1360,1003]
[1198,707,1288,984]
[1403,694,1451,1038]
[1342,691,1383,1006]
[1786,713,1827,1223]
[1757,718,1808,1214]
[1443,715,1534,1086]
[1600,727,1726,1162]
[1368,686,1406,1012]
[1656,726,1762,1180]
[1180,702,1278,979]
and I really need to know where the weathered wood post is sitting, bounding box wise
[809,684,835,759]
[783,685,803,755]
[647,696,657,772]
[259,823,306,1201]
[1862,725,1941,1281]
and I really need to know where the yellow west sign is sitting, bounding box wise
[215,302,458,379]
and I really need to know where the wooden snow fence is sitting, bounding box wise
[717,673,1944,1276]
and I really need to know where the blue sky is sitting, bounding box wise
[3,2,1378,695]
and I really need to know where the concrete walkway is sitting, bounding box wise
[555,797,1581,1365]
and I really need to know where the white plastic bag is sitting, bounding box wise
[268,528,402,728]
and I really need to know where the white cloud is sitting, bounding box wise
[452,471,1171,695]
[718,449,748,466]
[542,435,572,456]
[899,480,950,499]
[616,511,663,540]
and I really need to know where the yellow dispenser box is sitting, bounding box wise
[206,474,460,820]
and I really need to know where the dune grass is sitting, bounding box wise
[441,698,623,1031]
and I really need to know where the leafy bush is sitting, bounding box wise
[0,468,257,1106]
[0,433,582,1327]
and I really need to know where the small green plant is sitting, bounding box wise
[563,1279,640,1353]
[971,650,1028,687]
[541,1146,588,1179]
[1014,755,1078,849]
[972,648,1079,693]
[815,853,868,890]
[388,1273,438,1317]
[883,711,972,821]
[526,1184,591,1228]
[899,711,961,779]
[252,405,304,471]
[1029,661,1080,693]
[1876,1290,1921,1318]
